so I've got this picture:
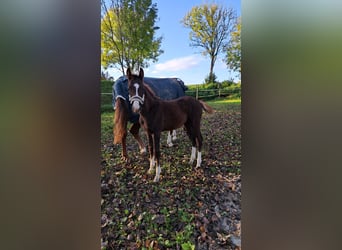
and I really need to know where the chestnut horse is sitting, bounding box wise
[127,68,214,182]
[113,75,187,161]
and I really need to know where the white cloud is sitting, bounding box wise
[153,55,203,73]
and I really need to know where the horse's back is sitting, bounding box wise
[113,76,187,102]
[112,76,187,123]
[165,95,203,115]
[144,77,187,99]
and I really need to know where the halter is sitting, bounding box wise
[129,94,145,105]
[129,83,145,106]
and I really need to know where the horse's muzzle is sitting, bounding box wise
[131,100,141,113]
[129,94,144,113]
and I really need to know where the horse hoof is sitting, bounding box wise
[153,176,159,182]
[167,142,173,147]
[121,156,129,162]
[148,169,154,175]
[140,148,147,154]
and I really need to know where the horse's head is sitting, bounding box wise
[127,68,145,113]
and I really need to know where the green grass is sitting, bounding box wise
[206,97,241,113]
[101,111,113,141]
[208,98,241,104]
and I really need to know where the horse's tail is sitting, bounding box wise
[199,100,214,114]
[113,98,128,144]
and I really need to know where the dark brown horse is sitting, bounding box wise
[127,68,214,182]
[113,75,187,161]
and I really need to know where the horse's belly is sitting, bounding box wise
[162,116,186,131]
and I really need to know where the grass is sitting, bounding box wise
[208,98,241,104]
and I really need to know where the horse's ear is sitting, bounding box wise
[126,68,132,79]
[139,68,144,79]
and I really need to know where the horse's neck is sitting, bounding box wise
[142,86,160,112]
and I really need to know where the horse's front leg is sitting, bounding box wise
[153,132,161,182]
[147,132,155,174]
[130,122,146,154]
[121,131,128,162]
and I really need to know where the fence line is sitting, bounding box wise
[185,88,240,99]
[101,87,240,101]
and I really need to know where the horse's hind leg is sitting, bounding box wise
[186,123,203,167]
[147,133,155,174]
[167,131,173,147]
[172,130,177,141]
[130,122,146,154]
[195,132,203,167]
[153,132,161,182]
[185,123,197,165]
[167,129,178,147]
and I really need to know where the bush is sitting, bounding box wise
[204,72,218,85]
[101,80,114,112]
[101,80,114,93]
[221,80,234,88]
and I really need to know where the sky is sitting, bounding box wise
[105,0,241,85]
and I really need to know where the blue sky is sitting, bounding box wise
[105,0,241,85]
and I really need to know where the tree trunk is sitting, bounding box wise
[209,56,215,83]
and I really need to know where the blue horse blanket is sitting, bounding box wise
[113,76,188,123]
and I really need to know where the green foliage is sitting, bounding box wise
[181,242,195,250]
[185,83,241,101]
[101,0,163,73]
[101,80,114,93]
[101,80,114,112]
[225,17,241,74]
[182,3,237,80]
[221,79,234,88]
[204,72,218,85]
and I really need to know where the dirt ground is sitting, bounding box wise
[101,102,241,249]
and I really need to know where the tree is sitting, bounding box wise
[101,0,163,74]
[182,3,236,83]
[225,17,241,76]
[204,72,217,85]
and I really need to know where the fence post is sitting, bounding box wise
[196,86,199,99]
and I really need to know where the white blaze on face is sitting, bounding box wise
[132,83,141,112]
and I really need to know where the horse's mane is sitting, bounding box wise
[143,82,160,100]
